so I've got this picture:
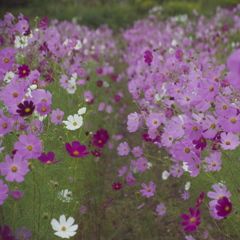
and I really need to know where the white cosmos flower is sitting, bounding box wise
[185,181,191,190]
[66,81,77,94]
[78,107,86,115]
[63,114,83,130]
[14,35,28,48]
[3,71,15,83]
[58,189,72,203]
[162,170,170,180]
[51,215,78,239]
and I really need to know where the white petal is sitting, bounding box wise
[65,217,75,228]
[54,231,70,238]
[67,224,78,232]
[67,115,74,122]
[78,107,86,115]
[51,219,61,231]
[59,215,67,225]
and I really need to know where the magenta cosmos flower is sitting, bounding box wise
[65,141,90,158]
[92,129,109,148]
[0,179,8,205]
[112,182,123,191]
[0,154,29,182]
[140,181,156,197]
[16,100,35,117]
[216,196,232,217]
[38,151,62,164]
[0,225,15,240]
[18,64,30,78]
[144,50,153,65]
[14,133,43,159]
[50,108,64,125]
[181,207,201,231]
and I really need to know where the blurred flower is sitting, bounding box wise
[10,190,24,199]
[140,181,156,198]
[0,225,15,239]
[112,182,123,191]
[0,179,8,204]
[79,206,88,214]
[156,203,167,215]
[58,189,72,203]
[195,192,204,207]
[15,226,32,240]
[182,191,190,200]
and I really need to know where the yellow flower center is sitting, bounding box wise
[153,120,158,124]
[177,169,181,172]
[73,122,77,126]
[186,97,190,101]
[210,124,216,129]
[22,70,26,74]
[192,126,198,131]
[195,164,199,168]
[222,105,227,110]
[225,206,229,211]
[73,151,79,155]
[13,92,18,98]
[27,145,33,150]
[25,108,31,112]
[11,166,17,172]
[226,141,231,145]
[2,123,7,128]
[168,137,172,140]
[41,99,46,102]
[4,58,9,63]
[147,188,151,192]
[209,87,214,91]
[219,196,223,199]
[57,115,61,119]
[231,118,236,123]
[190,218,195,223]
[185,148,190,153]
[46,161,51,165]
[41,107,46,112]
[212,162,216,166]
[61,226,66,231]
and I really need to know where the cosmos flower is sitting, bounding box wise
[16,101,35,117]
[51,215,78,239]
[63,114,83,130]
[181,207,201,231]
[65,141,90,158]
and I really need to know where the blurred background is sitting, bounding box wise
[0,0,239,32]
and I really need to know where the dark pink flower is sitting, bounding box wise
[216,196,232,217]
[144,50,153,65]
[65,141,90,158]
[181,207,201,231]
[112,182,123,191]
[38,151,62,164]
[195,192,204,207]
[18,64,30,78]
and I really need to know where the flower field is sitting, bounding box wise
[1,4,240,240]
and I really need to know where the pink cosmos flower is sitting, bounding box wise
[0,179,8,205]
[204,152,222,171]
[207,184,231,208]
[118,166,128,177]
[182,191,190,200]
[220,132,240,150]
[184,120,203,141]
[10,190,24,199]
[65,141,90,158]
[132,146,142,157]
[126,172,136,186]
[181,207,201,231]
[0,154,29,182]
[146,113,162,129]
[156,203,167,215]
[50,109,64,125]
[127,112,140,132]
[117,142,130,156]
[14,134,43,160]
[36,102,51,115]
[136,157,148,172]
[170,164,184,178]
[140,181,156,198]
